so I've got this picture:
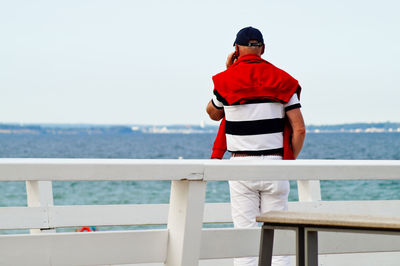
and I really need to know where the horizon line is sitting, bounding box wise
[1,121,400,127]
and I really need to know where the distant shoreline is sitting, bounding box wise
[1,122,400,135]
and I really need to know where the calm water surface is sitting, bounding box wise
[0,133,399,232]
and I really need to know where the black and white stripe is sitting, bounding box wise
[211,95,224,109]
[225,118,284,135]
[212,92,301,154]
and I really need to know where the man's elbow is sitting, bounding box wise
[206,103,223,121]
[294,126,306,137]
[208,112,223,121]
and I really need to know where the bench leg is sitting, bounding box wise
[259,225,274,266]
[305,229,318,266]
[296,227,305,266]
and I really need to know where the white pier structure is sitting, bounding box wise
[0,159,400,265]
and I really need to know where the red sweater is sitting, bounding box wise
[210,55,301,160]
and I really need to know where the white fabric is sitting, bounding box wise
[212,95,224,108]
[212,93,300,153]
[226,132,283,152]
[229,155,291,266]
[224,102,284,121]
[283,93,300,108]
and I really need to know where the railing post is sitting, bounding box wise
[165,180,207,266]
[26,180,55,234]
[297,180,321,202]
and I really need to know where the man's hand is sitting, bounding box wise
[206,100,224,121]
[226,52,237,69]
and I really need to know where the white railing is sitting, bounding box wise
[0,159,400,266]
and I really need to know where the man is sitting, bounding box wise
[206,26,306,266]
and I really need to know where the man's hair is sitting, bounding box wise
[239,40,263,48]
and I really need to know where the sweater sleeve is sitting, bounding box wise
[211,118,227,159]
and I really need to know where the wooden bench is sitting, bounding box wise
[256,211,400,266]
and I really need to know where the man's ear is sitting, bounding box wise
[261,45,265,55]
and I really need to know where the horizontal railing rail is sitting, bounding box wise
[2,201,400,230]
[1,158,400,181]
[0,158,399,266]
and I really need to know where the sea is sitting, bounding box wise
[0,133,399,232]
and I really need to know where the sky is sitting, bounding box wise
[1,0,399,126]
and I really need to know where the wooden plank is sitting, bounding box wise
[0,227,399,264]
[203,203,232,223]
[1,159,400,181]
[257,211,400,230]
[49,201,399,227]
[0,230,167,266]
[1,201,399,230]
[26,180,55,234]
[317,231,400,254]
[0,158,205,181]
[204,200,400,224]
[318,252,400,266]
[204,159,400,181]
[288,200,400,217]
[200,228,400,259]
[26,181,54,207]
[50,203,231,227]
[27,203,231,228]
[297,180,321,201]
[165,180,207,266]
[200,228,292,259]
[0,207,47,229]
[48,204,170,227]
[0,203,230,230]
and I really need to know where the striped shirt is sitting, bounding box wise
[212,94,301,155]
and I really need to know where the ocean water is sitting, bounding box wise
[0,133,399,226]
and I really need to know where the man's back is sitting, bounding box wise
[223,95,300,154]
[211,54,301,156]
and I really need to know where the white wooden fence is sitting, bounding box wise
[0,159,400,266]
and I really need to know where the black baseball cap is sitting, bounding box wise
[233,26,264,47]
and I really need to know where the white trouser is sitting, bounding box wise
[229,155,291,266]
